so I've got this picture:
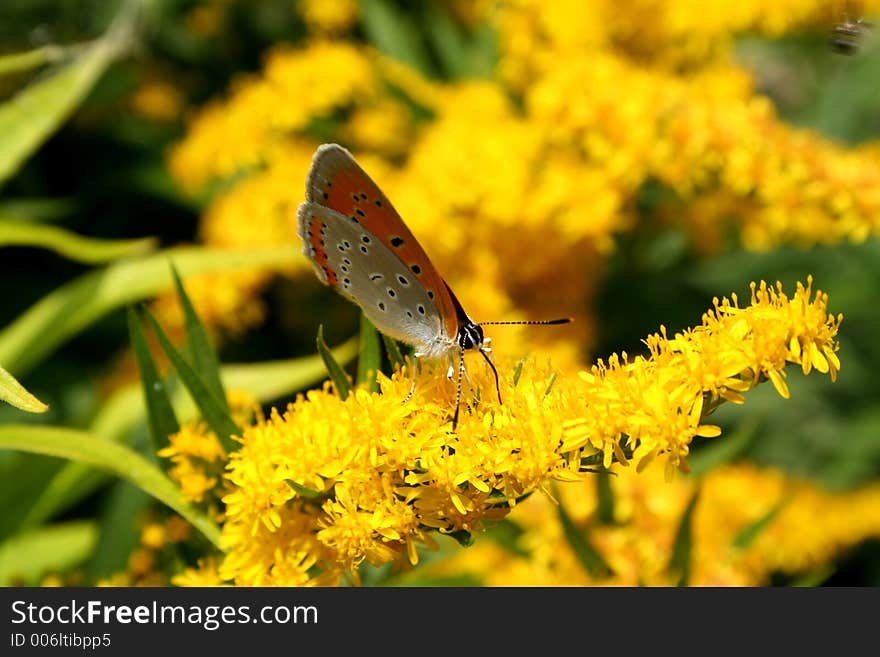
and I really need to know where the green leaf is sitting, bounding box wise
[171,265,228,412]
[0,244,298,377]
[0,37,121,186]
[381,334,407,372]
[668,489,701,586]
[0,198,74,223]
[360,0,435,75]
[317,325,353,400]
[0,218,156,263]
[512,357,526,387]
[19,340,359,529]
[447,529,474,547]
[790,564,836,587]
[0,520,97,586]
[732,499,787,551]
[357,313,381,392]
[0,45,66,77]
[142,307,239,453]
[285,479,333,504]
[557,498,612,579]
[596,471,615,525]
[0,364,48,413]
[0,425,221,548]
[126,306,179,457]
[422,2,471,78]
[544,372,558,396]
[86,480,150,582]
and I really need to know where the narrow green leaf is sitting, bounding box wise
[0,45,66,77]
[0,364,48,413]
[791,564,836,587]
[0,38,120,186]
[668,488,701,586]
[317,325,352,400]
[596,471,615,525]
[0,198,74,223]
[733,499,787,551]
[360,0,435,75]
[171,265,227,411]
[0,244,298,376]
[447,529,474,547]
[86,480,150,582]
[512,357,526,387]
[0,521,97,586]
[218,338,359,405]
[126,306,179,456]
[142,307,239,453]
[20,340,359,529]
[422,2,471,78]
[357,313,381,392]
[381,334,406,372]
[0,425,221,548]
[0,218,156,263]
[557,499,612,578]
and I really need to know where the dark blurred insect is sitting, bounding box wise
[831,2,873,55]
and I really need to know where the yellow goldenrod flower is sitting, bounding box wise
[169,41,378,191]
[171,557,229,587]
[140,522,168,550]
[213,279,840,584]
[411,459,880,587]
[158,421,227,504]
[297,0,359,35]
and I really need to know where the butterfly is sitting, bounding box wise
[296,144,570,429]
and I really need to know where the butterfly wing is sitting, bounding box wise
[301,144,460,341]
[297,201,446,351]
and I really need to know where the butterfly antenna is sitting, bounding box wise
[479,348,502,405]
[452,348,465,430]
[479,318,573,326]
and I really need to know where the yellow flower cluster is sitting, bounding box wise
[158,389,260,507]
[161,1,879,360]
[296,0,359,35]
[208,279,840,585]
[564,276,841,478]
[417,460,880,587]
[169,41,388,191]
[158,421,226,504]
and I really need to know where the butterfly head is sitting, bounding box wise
[457,320,486,351]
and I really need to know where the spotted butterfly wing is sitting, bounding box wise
[296,144,462,357]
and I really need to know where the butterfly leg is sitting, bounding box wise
[452,347,465,430]
[402,353,422,405]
